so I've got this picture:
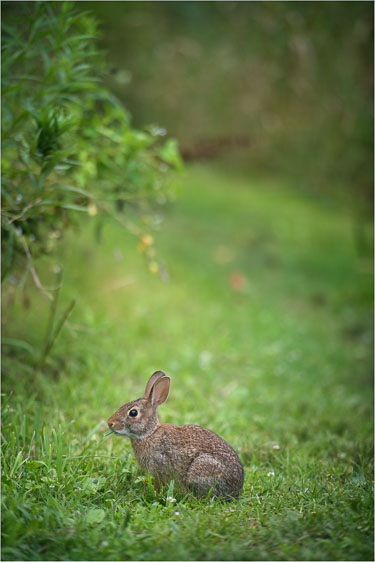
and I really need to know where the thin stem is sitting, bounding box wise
[8,198,43,224]
[38,299,76,368]
[40,267,63,366]
[13,226,53,301]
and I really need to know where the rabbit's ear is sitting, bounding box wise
[144,371,167,400]
[150,376,170,407]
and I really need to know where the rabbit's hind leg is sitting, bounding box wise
[187,454,229,498]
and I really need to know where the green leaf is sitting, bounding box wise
[166,479,175,498]
[49,183,93,198]
[85,508,106,525]
[9,451,27,478]
[58,203,91,213]
[36,201,90,213]
[26,460,48,470]
[83,477,106,492]
[159,139,184,172]
[1,338,35,357]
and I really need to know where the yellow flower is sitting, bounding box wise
[138,234,154,252]
[142,234,154,247]
[148,261,159,274]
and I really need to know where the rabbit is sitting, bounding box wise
[107,371,244,499]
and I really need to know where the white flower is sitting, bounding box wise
[174,511,180,515]
[167,496,176,503]
[150,126,167,137]
[273,444,280,450]
[267,471,275,477]
[101,541,109,547]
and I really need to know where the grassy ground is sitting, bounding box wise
[2,164,373,561]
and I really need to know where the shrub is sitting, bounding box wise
[1,1,183,294]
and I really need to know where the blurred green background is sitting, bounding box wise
[2,2,374,561]
[86,1,373,200]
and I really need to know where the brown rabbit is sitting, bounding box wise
[107,371,244,499]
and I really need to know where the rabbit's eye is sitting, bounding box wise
[129,409,138,418]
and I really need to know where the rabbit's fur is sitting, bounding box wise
[108,371,244,499]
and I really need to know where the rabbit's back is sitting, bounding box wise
[132,424,244,498]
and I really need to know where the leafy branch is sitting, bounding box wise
[2,1,183,293]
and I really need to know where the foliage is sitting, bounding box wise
[2,165,373,561]
[1,1,183,291]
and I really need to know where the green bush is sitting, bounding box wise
[1,1,183,291]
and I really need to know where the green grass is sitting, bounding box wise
[2,164,373,561]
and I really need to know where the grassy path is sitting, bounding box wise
[2,165,373,560]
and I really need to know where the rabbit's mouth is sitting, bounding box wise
[111,427,128,436]
[110,426,139,439]
[113,426,153,440]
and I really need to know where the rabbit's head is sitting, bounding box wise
[107,371,170,439]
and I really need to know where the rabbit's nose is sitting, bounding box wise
[108,418,116,429]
